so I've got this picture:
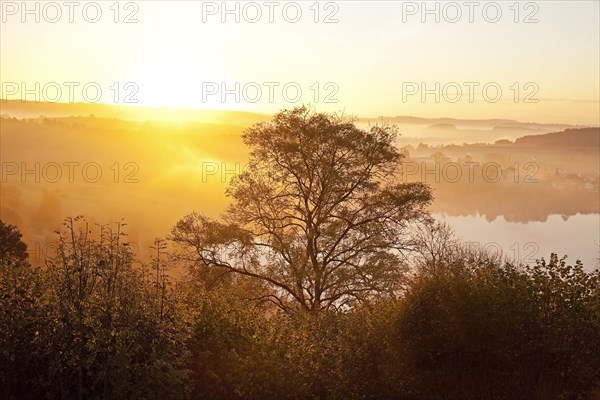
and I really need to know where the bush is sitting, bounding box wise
[394,255,600,400]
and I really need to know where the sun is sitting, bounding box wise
[125,46,228,110]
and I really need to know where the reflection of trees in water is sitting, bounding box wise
[402,134,599,222]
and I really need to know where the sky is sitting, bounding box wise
[1,0,599,124]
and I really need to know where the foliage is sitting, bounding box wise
[172,106,432,314]
[2,108,599,400]
[2,219,599,400]
[1,218,187,400]
[0,220,29,265]
[395,253,600,400]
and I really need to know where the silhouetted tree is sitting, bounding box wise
[0,221,44,400]
[0,220,28,266]
[412,220,459,273]
[39,217,187,400]
[172,106,432,313]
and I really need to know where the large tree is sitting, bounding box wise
[172,107,432,313]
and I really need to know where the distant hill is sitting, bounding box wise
[514,128,600,148]
[0,100,270,125]
[2,100,590,133]
[493,126,546,132]
[360,115,579,131]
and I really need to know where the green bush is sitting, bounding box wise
[394,255,600,400]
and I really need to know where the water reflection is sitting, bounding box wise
[439,213,600,270]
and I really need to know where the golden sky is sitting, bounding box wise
[1,0,599,124]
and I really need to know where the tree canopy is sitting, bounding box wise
[172,106,432,313]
